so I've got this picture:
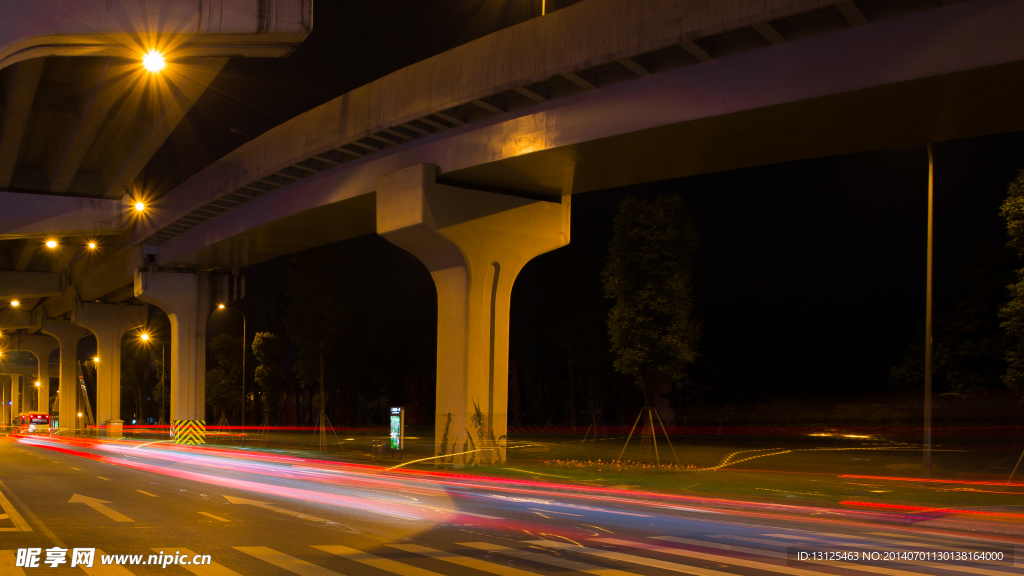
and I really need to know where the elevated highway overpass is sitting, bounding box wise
[3,0,1023,453]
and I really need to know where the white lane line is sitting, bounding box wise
[234,547,341,576]
[80,550,134,576]
[529,508,582,517]
[528,540,739,576]
[648,536,787,559]
[96,477,110,481]
[71,467,80,471]
[151,548,241,576]
[390,544,543,576]
[0,485,31,531]
[199,512,229,522]
[0,549,27,576]
[460,542,640,576]
[135,491,157,498]
[315,545,444,576]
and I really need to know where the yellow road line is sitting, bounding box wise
[199,512,229,522]
[315,545,443,576]
[390,544,542,576]
[0,550,27,576]
[135,491,157,498]
[234,547,340,576]
[460,542,639,576]
[96,477,110,481]
[0,485,30,531]
[151,548,240,576]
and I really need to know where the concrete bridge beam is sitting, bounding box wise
[377,164,570,465]
[41,319,90,434]
[71,300,146,436]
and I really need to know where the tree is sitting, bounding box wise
[603,194,700,457]
[252,332,283,422]
[206,333,242,421]
[284,248,348,447]
[999,169,1024,396]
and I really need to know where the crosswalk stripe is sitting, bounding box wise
[710,537,984,576]
[617,537,827,576]
[390,544,543,576]
[460,542,640,576]
[315,545,443,576]
[234,547,343,576]
[648,536,787,559]
[747,534,1019,574]
[81,550,134,576]
[152,548,241,576]
[528,540,741,576]
[0,550,27,576]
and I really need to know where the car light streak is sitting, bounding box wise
[840,501,1024,518]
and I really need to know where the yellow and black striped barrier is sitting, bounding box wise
[172,420,206,445]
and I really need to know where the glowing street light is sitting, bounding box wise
[88,242,97,249]
[9,300,19,308]
[134,201,146,212]
[142,50,165,73]
[45,240,57,248]
[34,381,40,387]
[140,333,149,341]
[92,357,99,363]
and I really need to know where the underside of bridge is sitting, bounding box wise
[2,0,1022,452]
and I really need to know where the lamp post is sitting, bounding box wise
[923,143,935,478]
[140,332,166,425]
[218,304,247,447]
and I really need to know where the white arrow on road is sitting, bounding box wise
[223,495,326,522]
[68,494,134,522]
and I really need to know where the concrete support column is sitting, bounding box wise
[12,334,58,415]
[42,319,90,434]
[377,164,570,465]
[72,300,146,436]
[1,375,9,426]
[134,271,242,444]
[9,375,20,418]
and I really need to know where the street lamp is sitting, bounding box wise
[139,332,166,425]
[217,304,247,447]
[142,50,165,73]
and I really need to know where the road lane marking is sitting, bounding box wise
[68,494,133,522]
[81,550,134,576]
[529,508,582,517]
[650,536,787,559]
[315,545,444,576]
[223,495,326,522]
[529,540,740,576]
[135,491,157,498]
[96,477,110,481]
[0,485,31,531]
[460,542,640,576]
[71,467,80,470]
[0,550,27,576]
[151,548,240,576]
[390,544,542,576]
[234,547,341,576]
[199,512,229,522]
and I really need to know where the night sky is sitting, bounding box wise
[138,2,1024,426]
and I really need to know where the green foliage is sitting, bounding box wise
[602,195,701,404]
[1000,169,1024,395]
[284,248,348,419]
[206,333,242,411]
[252,332,283,415]
[438,413,451,469]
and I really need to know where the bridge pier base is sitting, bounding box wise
[13,335,59,415]
[377,164,570,467]
[135,271,240,445]
[42,319,90,434]
[72,300,147,431]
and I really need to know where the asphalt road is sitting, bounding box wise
[1,434,1021,576]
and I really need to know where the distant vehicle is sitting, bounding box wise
[17,412,51,434]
